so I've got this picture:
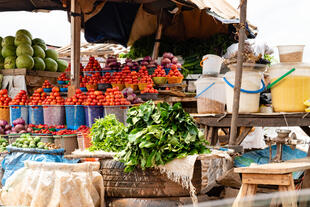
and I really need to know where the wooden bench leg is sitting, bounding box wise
[278,173,297,207]
[233,183,257,207]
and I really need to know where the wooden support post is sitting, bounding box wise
[152,9,164,60]
[229,0,247,145]
[69,0,81,97]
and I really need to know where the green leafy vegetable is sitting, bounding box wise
[88,114,127,152]
[117,101,210,172]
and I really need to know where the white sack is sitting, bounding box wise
[0,161,105,207]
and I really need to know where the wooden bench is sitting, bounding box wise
[233,158,310,207]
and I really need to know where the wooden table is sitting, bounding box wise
[233,158,310,207]
[192,113,310,146]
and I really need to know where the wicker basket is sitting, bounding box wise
[54,134,78,155]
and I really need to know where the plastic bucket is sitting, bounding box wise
[104,105,129,124]
[43,105,65,126]
[65,105,86,130]
[10,105,28,125]
[84,106,104,127]
[200,54,223,75]
[0,106,10,124]
[28,105,44,125]
[223,71,265,113]
[54,134,78,155]
[277,45,305,62]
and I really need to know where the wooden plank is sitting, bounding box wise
[70,0,81,88]
[27,70,62,78]
[242,173,291,186]
[1,68,26,75]
[234,159,310,174]
[236,127,253,145]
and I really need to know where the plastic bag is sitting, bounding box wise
[0,161,104,207]
[1,147,78,186]
[240,127,266,149]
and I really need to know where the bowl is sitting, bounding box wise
[152,77,167,85]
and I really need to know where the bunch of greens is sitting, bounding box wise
[117,101,210,172]
[88,114,127,152]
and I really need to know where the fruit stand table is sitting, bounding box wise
[192,113,310,146]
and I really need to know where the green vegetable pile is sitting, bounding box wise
[117,101,210,172]
[88,114,127,152]
[0,137,8,152]
[11,134,47,149]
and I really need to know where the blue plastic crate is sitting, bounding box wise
[65,105,86,130]
[10,105,28,125]
[28,105,44,125]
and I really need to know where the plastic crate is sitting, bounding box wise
[84,106,104,127]
[43,105,65,126]
[28,105,44,125]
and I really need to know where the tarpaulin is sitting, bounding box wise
[1,146,79,186]
[234,145,307,179]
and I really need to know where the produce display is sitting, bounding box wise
[83,89,105,106]
[141,84,158,94]
[167,65,183,78]
[0,120,13,135]
[122,58,139,71]
[152,66,166,77]
[0,137,8,152]
[0,89,12,106]
[117,101,209,172]
[161,52,181,68]
[0,29,68,71]
[28,88,47,105]
[57,73,69,82]
[83,56,101,72]
[42,87,65,105]
[55,129,76,135]
[111,72,124,84]
[88,114,127,152]
[100,72,112,84]
[11,118,32,134]
[9,90,28,105]
[42,80,53,88]
[65,89,87,105]
[11,134,58,149]
[103,87,130,106]
[103,56,121,71]
[121,88,143,104]
[139,56,157,70]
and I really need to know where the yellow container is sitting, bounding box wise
[0,106,10,123]
[270,63,310,112]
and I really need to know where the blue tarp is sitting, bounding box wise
[234,145,307,179]
[2,147,79,186]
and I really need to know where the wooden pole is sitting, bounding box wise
[69,0,81,97]
[152,9,164,60]
[228,0,247,145]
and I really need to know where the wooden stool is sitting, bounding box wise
[233,158,310,207]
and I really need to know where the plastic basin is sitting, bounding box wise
[84,105,104,127]
[65,105,86,130]
[152,77,167,85]
[10,105,28,125]
[43,105,65,126]
[43,88,52,93]
[277,45,305,62]
[28,105,44,125]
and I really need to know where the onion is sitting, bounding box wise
[108,62,117,67]
[122,88,129,97]
[4,124,11,130]
[172,57,178,64]
[13,118,25,126]
[127,94,135,101]
[161,58,171,65]
[27,127,32,133]
[141,61,149,66]
[0,120,8,127]
[19,130,27,134]
[126,62,133,67]
[163,52,174,59]
[5,130,11,135]
[176,63,182,68]
[127,87,134,95]
[143,56,152,62]
[14,124,25,133]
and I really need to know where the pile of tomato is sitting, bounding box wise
[9,90,28,105]
[66,63,84,73]
[82,89,105,106]
[65,89,87,105]
[111,72,124,84]
[100,72,112,84]
[138,66,149,77]
[152,66,166,77]
[167,65,183,77]
[76,125,89,133]
[83,56,102,72]
[28,88,47,105]
[58,73,69,81]
[42,87,65,105]
[139,75,153,84]
[141,84,158,94]
[103,87,130,106]
[56,129,76,135]
[0,89,12,106]
[42,80,53,88]
[124,71,139,84]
